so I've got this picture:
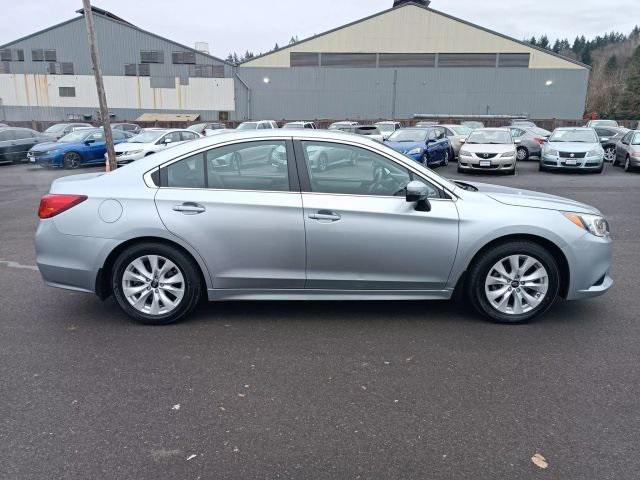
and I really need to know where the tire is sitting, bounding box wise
[442,149,450,167]
[624,156,633,172]
[539,162,546,172]
[507,166,516,176]
[516,147,529,161]
[466,241,560,324]
[111,242,203,325]
[457,165,464,174]
[596,162,604,174]
[63,151,82,169]
[603,145,616,163]
[318,154,328,172]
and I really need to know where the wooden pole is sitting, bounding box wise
[82,0,116,172]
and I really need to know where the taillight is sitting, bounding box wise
[38,194,87,219]
[534,137,546,145]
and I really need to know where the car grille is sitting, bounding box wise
[559,151,586,158]
[29,151,47,158]
[475,153,498,159]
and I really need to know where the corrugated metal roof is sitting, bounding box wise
[136,113,200,122]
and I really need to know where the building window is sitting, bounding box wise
[32,49,44,62]
[172,51,196,64]
[60,62,74,75]
[47,62,59,74]
[190,64,224,78]
[124,63,137,76]
[16,49,24,61]
[0,49,11,61]
[138,63,150,76]
[437,53,497,67]
[44,49,57,62]
[59,87,76,97]
[321,53,377,68]
[0,62,10,74]
[290,52,320,67]
[140,50,164,64]
[498,53,530,68]
[378,53,435,68]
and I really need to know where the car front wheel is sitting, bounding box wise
[466,241,560,323]
[111,243,202,325]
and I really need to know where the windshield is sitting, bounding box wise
[187,123,206,132]
[529,127,551,137]
[450,125,472,135]
[550,129,598,143]
[388,129,427,142]
[591,120,618,127]
[237,122,258,130]
[329,123,352,130]
[128,130,165,143]
[283,123,305,129]
[45,124,68,133]
[58,130,93,143]
[632,133,640,145]
[376,124,396,132]
[466,130,512,144]
[461,121,484,130]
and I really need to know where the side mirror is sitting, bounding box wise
[514,139,522,144]
[600,137,610,143]
[405,181,431,212]
[164,137,173,144]
[459,138,466,144]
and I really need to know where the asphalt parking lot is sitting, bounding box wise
[1,160,639,479]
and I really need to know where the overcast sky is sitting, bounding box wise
[1,0,638,59]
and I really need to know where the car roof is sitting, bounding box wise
[473,127,511,132]
[555,127,593,131]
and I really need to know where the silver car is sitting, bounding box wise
[457,128,518,174]
[35,130,612,325]
[437,124,473,158]
[540,128,605,173]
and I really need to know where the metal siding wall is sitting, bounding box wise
[235,66,588,120]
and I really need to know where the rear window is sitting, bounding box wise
[356,127,380,135]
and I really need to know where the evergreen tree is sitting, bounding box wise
[605,55,618,72]
[624,45,640,116]
[581,48,593,65]
[528,36,537,46]
[552,39,561,53]
[538,35,550,49]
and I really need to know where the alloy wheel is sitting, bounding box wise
[484,254,549,315]
[443,150,449,166]
[122,255,185,316]
[625,157,631,172]
[516,148,528,161]
[604,147,616,163]
[64,152,82,169]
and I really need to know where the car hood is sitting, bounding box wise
[460,181,600,214]
[547,142,599,152]
[30,141,78,152]
[115,142,150,152]
[385,141,424,152]
[461,143,514,154]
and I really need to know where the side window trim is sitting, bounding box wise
[292,139,445,199]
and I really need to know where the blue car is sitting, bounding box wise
[27,128,130,169]
[384,127,451,167]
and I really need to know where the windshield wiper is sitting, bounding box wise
[454,181,478,192]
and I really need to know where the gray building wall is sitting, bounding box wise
[235,66,589,120]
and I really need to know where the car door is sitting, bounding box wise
[296,139,459,290]
[154,138,306,290]
[617,132,631,162]
[84,130,107,162]
[0,130,16,162]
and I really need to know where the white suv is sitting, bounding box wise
[236,120,279,130]
[112,129,201,165]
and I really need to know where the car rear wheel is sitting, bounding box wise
[466,241,560,324]
[516,147,529,161]
[111,243,202,325]
[625,156,633,172]
[442,149,449,166]
[63,152,82,169]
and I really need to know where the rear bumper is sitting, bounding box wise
[35,220,118,294]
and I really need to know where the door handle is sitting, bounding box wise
[309,210,341,222]
[173,202,206,214]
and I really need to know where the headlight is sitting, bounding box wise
[586,148,603,157]
[545,148,559,156]
[407,147,423,155]
[124,150,143,155]
[563,212,609,237]
[500,151,515,157]
[45,150,61,156]
[460,150,472,157]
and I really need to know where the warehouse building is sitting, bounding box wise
[0,7,235,123]
[237,0,589,120]
[0,1,589,123]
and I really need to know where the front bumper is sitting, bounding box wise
[35,220,118,293]
[564,232,613,300]
[542,154,603,170]
[28,151,64,167]
[458,156,515,171]
[112,152,145,165]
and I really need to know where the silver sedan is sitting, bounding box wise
[35,130,613,325]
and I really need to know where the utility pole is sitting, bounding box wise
[82,0,116,172]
